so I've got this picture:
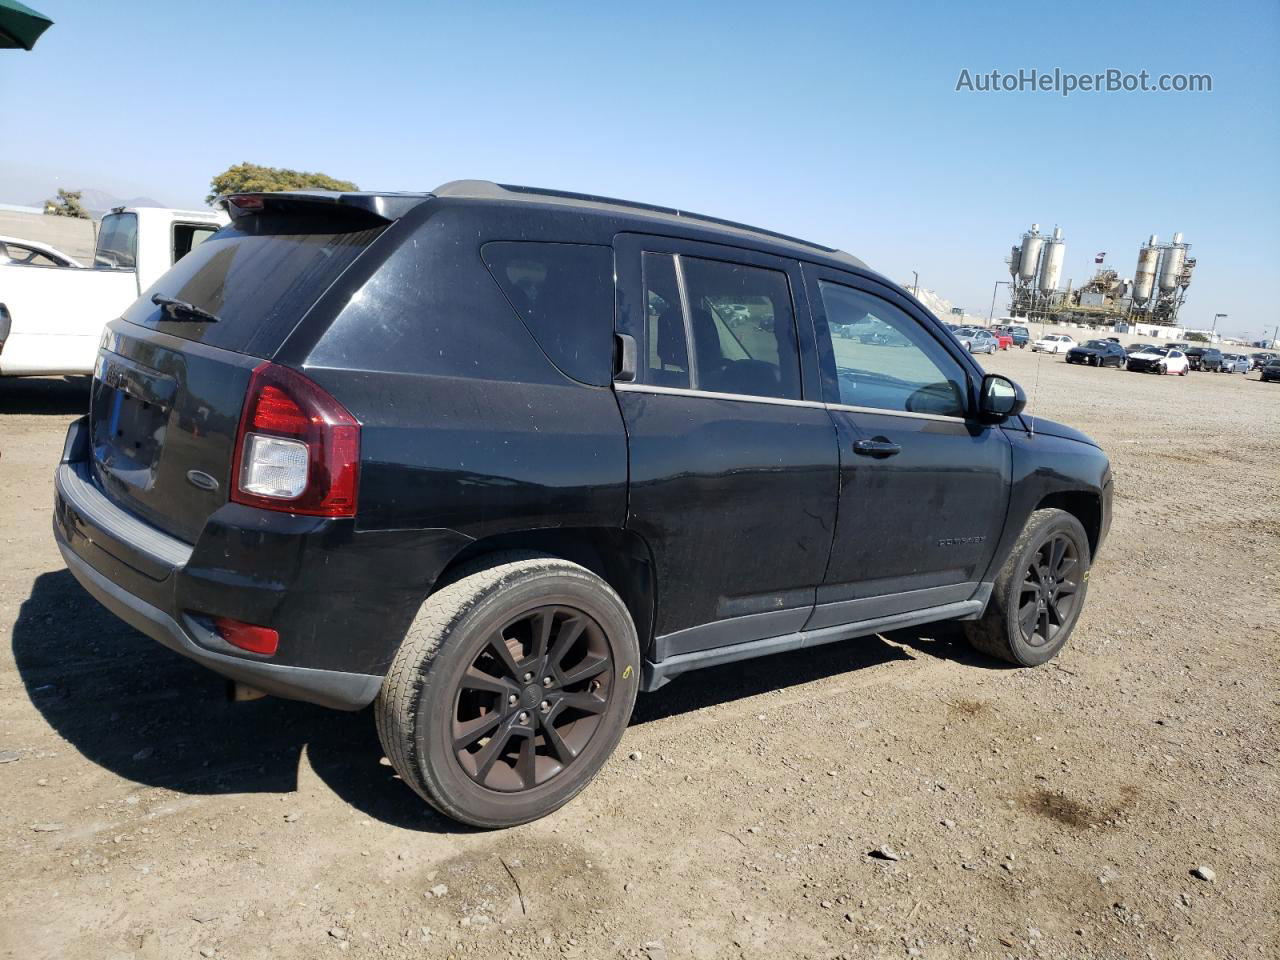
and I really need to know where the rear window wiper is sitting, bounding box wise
[151,293,220,323]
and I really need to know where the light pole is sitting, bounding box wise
[911,271,919,298]
[1213,313,1226,336]
[988,281,1009,324]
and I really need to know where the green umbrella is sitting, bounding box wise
[0,0,53,50]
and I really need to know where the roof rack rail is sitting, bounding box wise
[431,180,861,264]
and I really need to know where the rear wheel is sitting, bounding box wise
[963,509,1091,666]
[376,554,640,828]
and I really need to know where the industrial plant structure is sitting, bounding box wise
[1006,224,1065,321]
[1003,225,1195,327]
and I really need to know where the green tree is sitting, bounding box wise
[44,188,89,219]
[1186,331,1210,342]
[206,163,358,204]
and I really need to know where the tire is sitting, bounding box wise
[1180,366,1188,376]
[376,553,640,828]
[962,508,1091,666]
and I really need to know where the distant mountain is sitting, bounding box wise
[28,187,174,218]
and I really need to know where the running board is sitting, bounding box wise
[639,598,986,691]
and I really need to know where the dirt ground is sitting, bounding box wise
[1,350,1277,960]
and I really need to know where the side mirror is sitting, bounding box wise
[979,373,1026,420]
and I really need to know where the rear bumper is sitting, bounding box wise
[55,524,383,709]
[51,416,418,711]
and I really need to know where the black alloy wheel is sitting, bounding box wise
[962,508,1091,666]
[1016,533,1081,648]
[453,605,613,792]
[376,554,640,828]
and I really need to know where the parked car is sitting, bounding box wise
[989,329,1014,350]
[952,326,999,354]
[1125,343,1160,356]
[54,181,1113,827]
[1126,345,1190,375]
[1032,334,1076,354]
[992,324,1031,348]
[0,206,226,377]
[1260,358,1280,382]
[1183,346,1224,372]
[0,235,82,268]
[1220,353,1251,374]
[1250,352,1277,370]
[1066,339,1127,368]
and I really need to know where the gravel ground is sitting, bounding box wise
[1,351,1277,960]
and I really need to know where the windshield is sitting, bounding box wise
[1084,340,1108,348]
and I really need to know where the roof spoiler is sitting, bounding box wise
[216,191,432,223]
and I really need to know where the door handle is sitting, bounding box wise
[853,437,901,458]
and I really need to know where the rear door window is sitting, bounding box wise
[643,253,689,387]
[125,213,386,357]
[482,241,614,386]
[676,257,801,400]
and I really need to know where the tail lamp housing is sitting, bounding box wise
[231,362,360,517]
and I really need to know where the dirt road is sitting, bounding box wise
[2,352,1277,960]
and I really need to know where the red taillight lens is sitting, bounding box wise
[228,195,265,210]
[212,616,279,656]
[231,362,360,517]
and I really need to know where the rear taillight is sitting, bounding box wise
[231,362,360,517]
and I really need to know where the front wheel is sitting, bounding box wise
[963,508,1091,666]
[376,554,640,828]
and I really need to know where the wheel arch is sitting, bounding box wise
[1033,490,1102,559]
[432,527,657,656]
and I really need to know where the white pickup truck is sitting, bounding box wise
[0,206,227,377]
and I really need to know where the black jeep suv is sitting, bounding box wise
[54,182,1112,827]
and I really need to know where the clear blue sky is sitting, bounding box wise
[2,0,1277,339]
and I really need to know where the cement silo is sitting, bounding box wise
[1158,232,1187,293]
[1038,226,1065,292]
[1133,235,1159,306]
[1018,226,1043,282]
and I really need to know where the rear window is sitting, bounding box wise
[481,241,614,386]
[128,213,385,357]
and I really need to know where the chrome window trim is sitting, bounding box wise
[823,401,967,424]
[614,382,969,422]
[615,382,826,410]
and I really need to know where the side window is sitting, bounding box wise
[818,281,967,418]
[481,241,615,386]
[679,257,801,400]
[95,212,138,270]
[173,223,218,263]
[643,253,689,388]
